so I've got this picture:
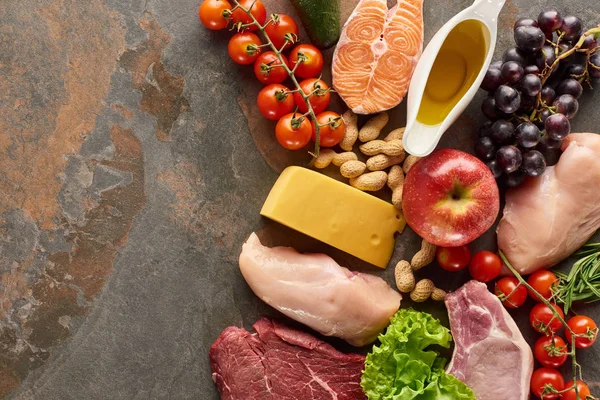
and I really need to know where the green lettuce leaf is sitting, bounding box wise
[361,309,475,400]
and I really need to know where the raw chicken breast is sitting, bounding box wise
[498,133,600,275]
[239,233,401,347]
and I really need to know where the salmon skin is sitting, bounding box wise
[332,0,424,114]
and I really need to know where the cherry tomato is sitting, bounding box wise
[527,270,559,301]
[275,113,312,150]
[565,315,598,349]
[495,277,527,308]
[289,44,324,79]
[264,14,299,50]
[562,380,592,400]
[530,303,564,335]
[256,84,294,121]
[293,79,330,113]
[199,0,232,30]
[533,335,568,368]
[530,368,565,400]
[311,111,345,147]
[468,251,502,282]
[228,32,262,65]
[230,0,266,31]
[253,52,289,85]
[436,245,471,272]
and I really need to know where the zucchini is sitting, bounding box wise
[289,0,341,50]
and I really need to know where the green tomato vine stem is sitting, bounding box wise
[231,0,327,164]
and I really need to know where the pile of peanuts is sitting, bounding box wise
[313,110,422,211]
[395,239,446,302]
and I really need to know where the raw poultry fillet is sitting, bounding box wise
[239,233,401,346]
[332,0,424,114]
[209,318,366,400]
[446,281,534,400]
[498,133,600,275]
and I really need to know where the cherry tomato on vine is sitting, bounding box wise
[199,0,232,30]
[530,303,564,335]
[228,32,262,65]
[311,111,345,147]
[530,368,564,400]
[533,335,568,368]
[264,14,299,50]
[562,380,591,400]
[565,315,598,349]
[289,44,324,79]
[527,270,559,301]
[436,246,471,272]
[495,277,527,308]
[253,52,289,84]
[468,251,502,282]
[275,113,312,150]
[293,78,331,113]
[230,0,266,31]
[256,84,294,121]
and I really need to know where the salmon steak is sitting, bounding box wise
[332,0,424,114]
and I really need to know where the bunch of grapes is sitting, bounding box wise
[476,7,600,187]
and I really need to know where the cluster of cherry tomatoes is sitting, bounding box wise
[198,0,345,150]
[435,245,598,399]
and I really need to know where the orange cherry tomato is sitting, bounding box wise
[228,32,262,65]
[230,0,266,31]
[495,277,528,308]
[253,52,289,85]
[565,315,598,349]
[311,111,345,147]
[276,113,312,150]
[562,380,591,400]
[199,0,232,30]
[264,14,299,50]
[293,78,330,114]
[289,44,324,79]
[256,84,294,121]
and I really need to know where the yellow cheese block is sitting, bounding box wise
[260,166,405,269]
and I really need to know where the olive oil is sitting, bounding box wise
[417,20,488,125]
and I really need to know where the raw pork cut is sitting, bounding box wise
[209,318,366,400]
[498,133,600,275]
[239,233,401,346]
[445,281,533,400]
[332,0,424,114]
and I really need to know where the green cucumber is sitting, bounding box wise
[289,0,341,50]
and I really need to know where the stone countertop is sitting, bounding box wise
[1,0,599,398]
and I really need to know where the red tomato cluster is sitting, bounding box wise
[198,0,343,150]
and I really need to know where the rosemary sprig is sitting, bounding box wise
[555,243,600,314]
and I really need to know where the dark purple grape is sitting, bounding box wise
[505,170,526,187]
[481,67,505,91]
[486,159,503,179]
[497,145,523,174]
[490,60,503,70]
[520,74,542,96]
[478,121,493,138]
[566,63,586,78]
[536,45,557,69]
[522,150,547,177]
[494,85,521,114]
[541,86,556,105]
[501,61,525,84]
[556,78,583,99]
[515,17,539,30]
[540,108,552,123]
[519,95,536,112]
[481,96,507,120]
[524,64,540,75]
[515,122,541,148]
[539,134,563,150]
[515,26,546,52]
[475,137,497,160]
[503,47,528,65]
[545,31,554,42]
[545,113,571,140]
[553,94,579,119]
[581,34,598,50]
[538,7,563,33]
[558,42,573,54]
[491,119,515,144]
[590,52,600,79]
[560,16,583,41]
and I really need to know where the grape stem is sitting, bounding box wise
[499,251,591,400]
[231,0,328,164]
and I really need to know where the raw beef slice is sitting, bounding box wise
[446,281,533,400]
[209,318,366,400]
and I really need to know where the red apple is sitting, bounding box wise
[402,149,500,247]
